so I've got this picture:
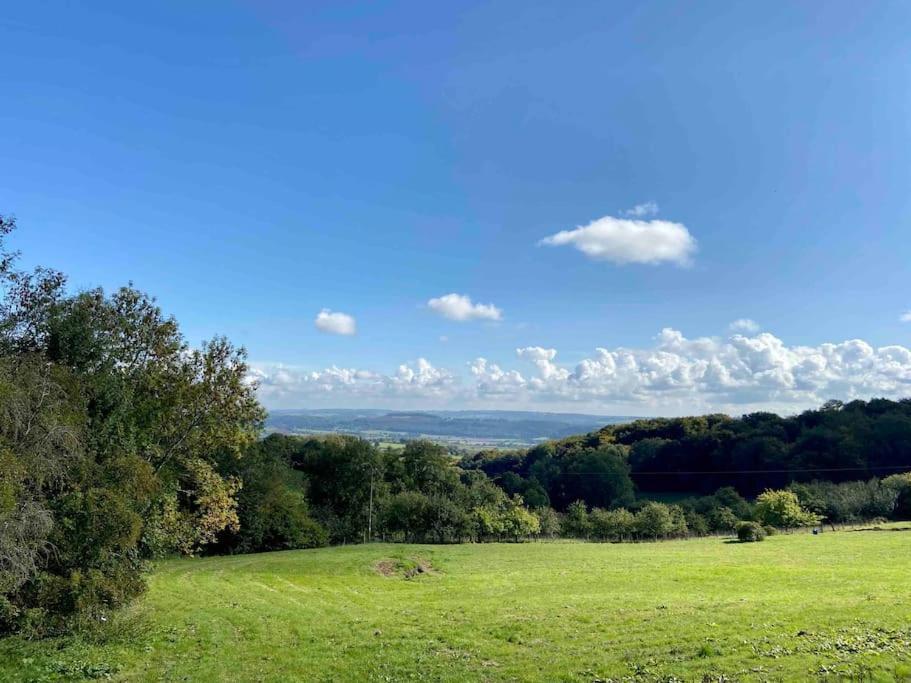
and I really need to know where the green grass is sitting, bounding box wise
[3,528,911,681]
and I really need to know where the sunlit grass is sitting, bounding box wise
[3,526,911,681]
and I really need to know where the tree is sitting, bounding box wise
[589,508,613,541]
[684,509,709,536]
[589,507,635,542]
[0,217,265,633]
[562,500,591,538]
[45,287,265,555]
[502,496,540,541]
[398,440,458,496]
[711,487,753,520]
[383,491,431,542]
[561,447,635,510]
[292,436,386,543]
[634,502,674,540]
[474,505,506,541]
[215,438,326,553]
[667,505,689,538]
[706,506,739,533]
[754,490,821,528]
[883,473,911,519]
[535,507,561,538]
[424,494,473,543]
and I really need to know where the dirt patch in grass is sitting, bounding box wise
[373,559,397,577]
[373,557,437,579]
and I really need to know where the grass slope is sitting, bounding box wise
[3,528,911,681]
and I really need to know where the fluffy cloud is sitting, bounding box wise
[516,346,570,382]
[623,201,659,217]
[729,318,760,333]
[393,357,455,393]
[538,214,697,266]
[427,293,502,321]
[250,328,911,414]
[469,358,526,395]
[250,358,456,407]
[314,309,356,335]
[900,310,911,323]
[480,329,911,414]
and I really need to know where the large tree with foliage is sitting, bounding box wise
[0,215,264,633]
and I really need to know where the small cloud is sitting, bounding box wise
[427,293,502,322]
[729,318,760,334]
[439,335,449,343]
[900,311,911,323]
[539,215,696,266]
[623,201,659,217]
[314,309,356,335]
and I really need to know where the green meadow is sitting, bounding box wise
[3,527,910,682]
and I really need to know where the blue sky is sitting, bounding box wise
[3,1,911,414]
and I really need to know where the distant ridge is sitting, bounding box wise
[266,409,636,444]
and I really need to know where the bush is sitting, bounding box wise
[635,502,674,540]
[736,521,766,543]
[883,473,911,519]
[707,506,739,533]
[755,489,821,528]
[502,499,541,541]
[684,509,709,536]
[588,508,613,541]
[762,524,778,536]
[535,507,562,538]
[562,500,591,538]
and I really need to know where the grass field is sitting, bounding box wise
[2,528,911,682]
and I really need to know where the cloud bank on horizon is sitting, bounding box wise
[249,326,911,416]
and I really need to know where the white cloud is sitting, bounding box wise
[729,318,760,334]
[251,329,911,415]
[623,201,659,217]
[469,357,526,396]
[900,310,911,323]
[251,358,456,408]
[393,357,455,392]
[314,309,356,335]
[538,215,697,266]
[427,293,502,321]
[516,346,570,382]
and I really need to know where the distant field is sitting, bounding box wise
[3,528,911,682]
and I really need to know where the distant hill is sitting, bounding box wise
[266,409,634,445]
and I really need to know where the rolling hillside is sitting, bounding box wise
[3,527,910,681]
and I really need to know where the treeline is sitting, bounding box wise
[217,435,543,550]
[462,398,911,504]
[220,435,910,551]
[551,478,910,542]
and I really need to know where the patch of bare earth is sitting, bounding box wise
[374,559,397,577]
[372,557,437,579]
